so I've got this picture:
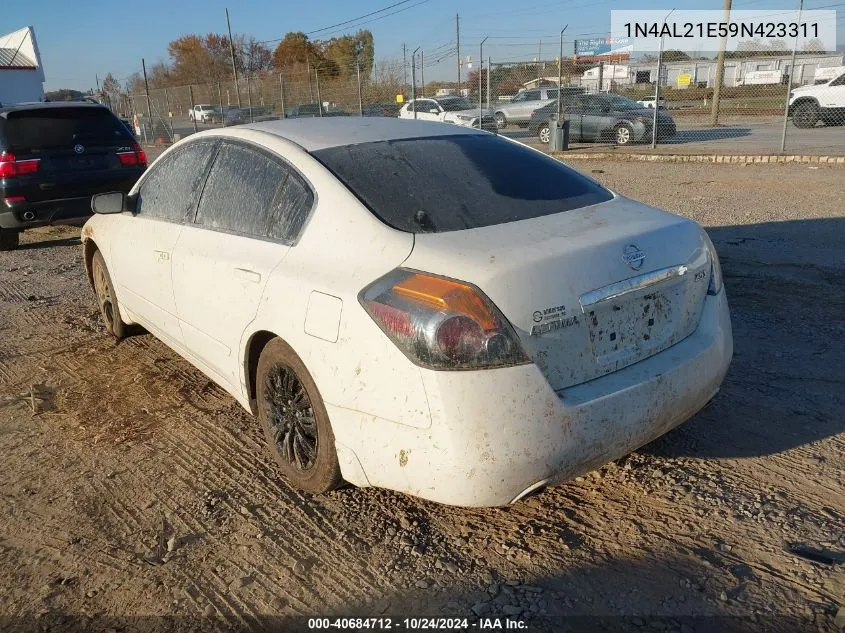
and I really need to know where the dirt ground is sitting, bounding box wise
[0,160,843,633]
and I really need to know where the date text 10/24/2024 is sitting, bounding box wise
[307,618,528,630]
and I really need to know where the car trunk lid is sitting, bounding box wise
[403,196,711,390]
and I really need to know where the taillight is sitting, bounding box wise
[0,151,40,178]
[360,269,530,370]
[117,143,147,168]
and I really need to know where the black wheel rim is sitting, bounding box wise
[264,365,318,472]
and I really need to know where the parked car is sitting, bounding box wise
[493,86,584,129]
[636,95,667,109]
[529,94,677,145]
[0,102,146,250]
[81,118,731,507]
[224,107,274,125]
[286,103,323,118]
[398,96,497,131]
[788,71,845,128]
[363,103,402,117]
[189,104,217,123]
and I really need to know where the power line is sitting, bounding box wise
[307,0,419,36]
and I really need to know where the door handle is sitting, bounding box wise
[153,250,170,262]
[233,267,261,283]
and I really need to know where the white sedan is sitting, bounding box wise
[82,117,732,507]
[637,95,667,109]
[398,96,498,131]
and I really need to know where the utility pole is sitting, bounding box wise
[226,8,242,107]
[95,74,100,92]
[486,56,491,112]
[356,60,363,116]
[710,0,732,126]
[652,8,676,148]
[456,14,461,93]
[403,43,408,94]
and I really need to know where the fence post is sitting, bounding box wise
[356,61,363,116]
[421,51,425,97]
[710,0,732,125]
[308,61,314,102]
[780,0,804,152]
[246,74,254,122]
[315,67,323,117]
[479,37,488,128]
[216,82,224,127]
[280,72,286,118]
[189,85,198,134]
[486,56,491,112]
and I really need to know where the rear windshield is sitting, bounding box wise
[312,134,613,233]
[1,107,132,151]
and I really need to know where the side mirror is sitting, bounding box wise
[91,191,127,214]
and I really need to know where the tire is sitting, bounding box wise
[0,229,20,251]
[792,101,819,129]
[495,112,507,129]
[538,123,551,144]
[256,338,342,495]
[91,250,127,339]
[615,123,634,145]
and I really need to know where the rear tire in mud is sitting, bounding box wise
[91,250,127,339]
[0,229,19,251]
[256,338,342,495]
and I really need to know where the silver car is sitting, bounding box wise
[493,86,584,128]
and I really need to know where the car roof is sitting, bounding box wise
[0,102,110,117]
[242,117,485,151]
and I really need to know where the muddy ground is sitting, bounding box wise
[0,160,843,633]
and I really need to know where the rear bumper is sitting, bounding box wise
[328,290,732,507]
[0,172,140,230]
[0,196,96,230]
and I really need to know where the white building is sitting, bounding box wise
[0,26,45,105]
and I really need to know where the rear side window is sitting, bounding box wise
[136,141,216,222]
[195,142,313,243]
[0,107,132,151]
[312,135,612,233]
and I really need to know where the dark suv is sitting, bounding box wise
[0,102,147,250]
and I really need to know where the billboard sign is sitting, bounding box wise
[574,37,631,58]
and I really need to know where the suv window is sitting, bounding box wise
[0,107,133,151]
[194,142,313,242]
[136,141,216,222]
[313,134,612,234]
[545,89,559,99]
[830,73,845,86]
[524,90,542,101]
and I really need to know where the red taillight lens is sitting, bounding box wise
[0,151,40,177]
[3,196,26,205]
[360,269,530,370]
[117,151,139,166]
[137,149,147,167]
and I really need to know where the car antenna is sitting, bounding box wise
[413,209,435,232]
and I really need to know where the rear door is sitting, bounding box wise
[0,106,141,202]
[110,139,217,346]
[171,140,314,388]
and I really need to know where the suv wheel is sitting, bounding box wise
[0,229,20,251]
[495,112,507,129]
[792,101,819,128]
[538,124,551,144]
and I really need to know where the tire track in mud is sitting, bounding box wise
[153,423,381,609]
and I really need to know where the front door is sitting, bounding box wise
[110,140,217,346]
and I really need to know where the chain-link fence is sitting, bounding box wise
[483,53,845,154]
[119,50,845,156]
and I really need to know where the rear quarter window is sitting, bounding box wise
[312,134,613,233]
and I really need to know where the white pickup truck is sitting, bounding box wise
[788,70,845,128]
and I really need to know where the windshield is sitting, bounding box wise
[438,98,475,112]
[600,95,644,111]
[312,134,612,233]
